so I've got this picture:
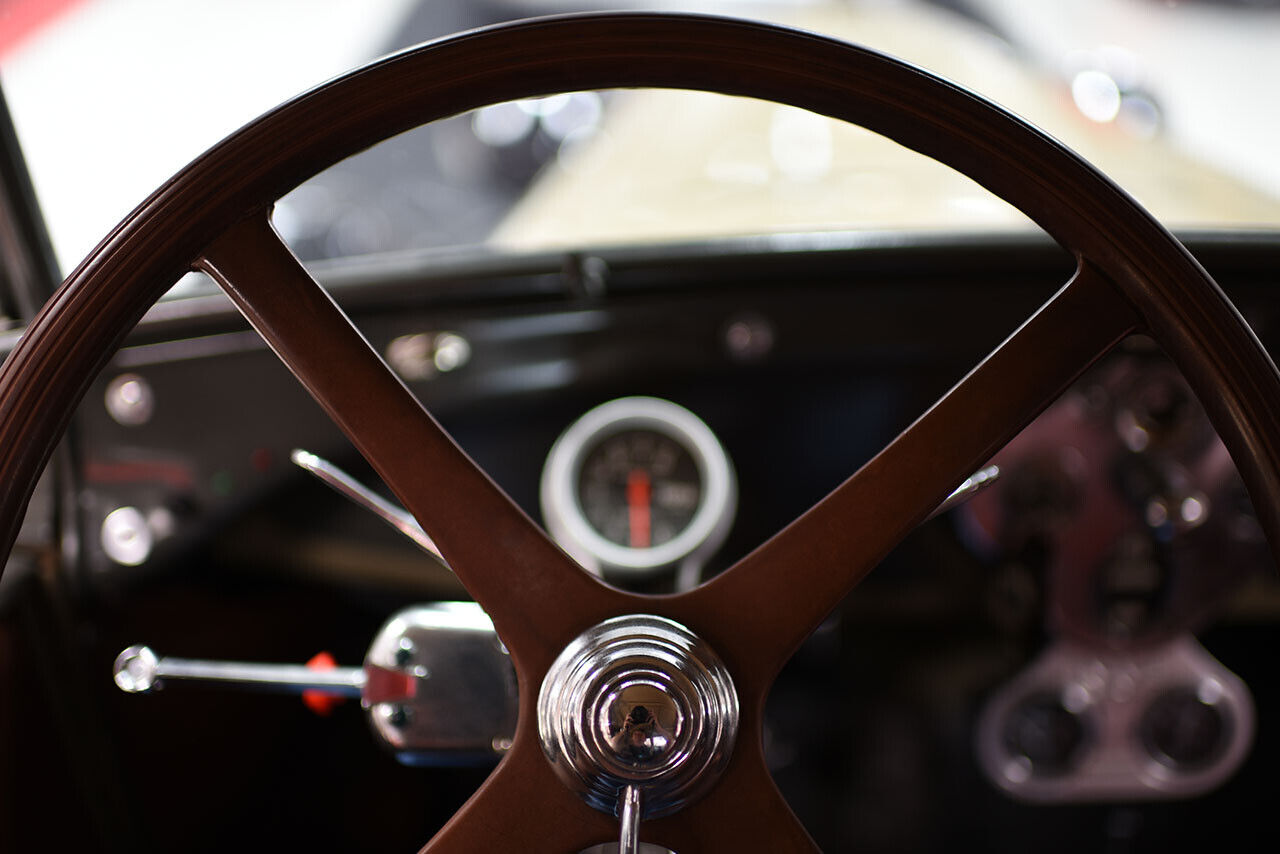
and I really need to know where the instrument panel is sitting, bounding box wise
[541,396,736,585]
[10,234,1280,853]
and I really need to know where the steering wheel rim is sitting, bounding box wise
[2,12,1279,852]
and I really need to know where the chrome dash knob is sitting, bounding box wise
[537,614,738,821]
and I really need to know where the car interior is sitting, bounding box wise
[1,1,1279,852]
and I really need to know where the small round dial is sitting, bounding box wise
[578,430,701,549]
[541,397,735,577]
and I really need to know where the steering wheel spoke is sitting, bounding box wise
[680,261,1141,688]
[196,212,624,670]
[422,737,616,852]
[648,725,819,853]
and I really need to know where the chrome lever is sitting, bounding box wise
[291,449,992,572]
[112,603,518,766]
[290,448,447,565]
[926,464,1000,521]
[618,785,642,854]
[113,645,366,696]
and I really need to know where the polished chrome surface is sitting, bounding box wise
[364,602,517,765]
[580,846,676,854]
[975,634,1254,801]
[290,448,446,564]
[431,332,471,373]
[385,330,472,380]
[926,464,1000,521]
[604,684,681,764]
[618,785,642,854]
[113,603,517,767]
[100,506,153,566]
[104,373,154,426]
[538,614,738,820]
[113,645,160,693]
[112,644,365,695]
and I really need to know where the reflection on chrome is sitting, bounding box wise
[538,614,738,820]
[290,448,447,565]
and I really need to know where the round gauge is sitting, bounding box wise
[541,397,736,577]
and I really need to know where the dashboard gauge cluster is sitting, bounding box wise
[540,397,736,583]
[962,348,1269,647]
[965,347,1268,803]
[975,635,1254,803]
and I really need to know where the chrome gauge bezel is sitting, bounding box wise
[540,397,736,577]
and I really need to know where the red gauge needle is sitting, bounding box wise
[627,468,652,548]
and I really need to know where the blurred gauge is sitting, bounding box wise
[540,397,736,580]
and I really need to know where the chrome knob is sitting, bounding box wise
[538,614,738,820]
[600,681,682,767]
[113,645,161,693]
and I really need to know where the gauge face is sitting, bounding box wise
[577,429,702,549]
[540,397,735,576]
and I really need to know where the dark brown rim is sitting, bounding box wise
[0,12,1277,852]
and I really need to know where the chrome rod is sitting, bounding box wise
[291,449,447,565]
[113,645,365,696]
[618,785,642,854]
[926,464,1000,521]
[292,453,992,571]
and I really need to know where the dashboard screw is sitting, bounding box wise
[394,638,416,667]
[386,333,435,381]
[723,314,774,361]
[101,506,153,566]
[432,332,471,373]
[387,705,413,729]
[105,373,155,426]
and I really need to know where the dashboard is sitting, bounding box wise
[3,229,1280,851]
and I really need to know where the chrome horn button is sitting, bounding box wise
[538,614,738,819]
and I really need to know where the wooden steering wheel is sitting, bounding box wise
[1,13,1278,852]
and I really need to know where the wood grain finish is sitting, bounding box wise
[196,214,626,677]
[664,263,1139,695]
[0,13,1278,852]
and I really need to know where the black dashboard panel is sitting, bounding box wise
[4,232,1280,852]
[73,234,1073,578]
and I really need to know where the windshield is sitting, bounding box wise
[2,0,1278,276]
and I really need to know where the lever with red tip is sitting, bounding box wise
[112,603,517,765]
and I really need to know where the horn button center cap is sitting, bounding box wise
[537,614,739,819]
